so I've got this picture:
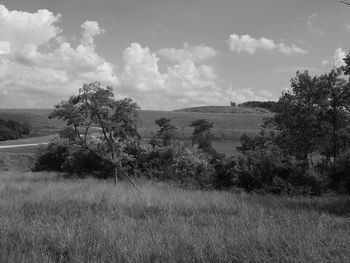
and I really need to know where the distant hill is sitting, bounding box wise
[238,101,279,112]
[175,106,271,114]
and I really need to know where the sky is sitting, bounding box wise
[0,0,349,110]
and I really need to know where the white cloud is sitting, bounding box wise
[0,5,61,51]
[0,4,277,110]
[227,88,275,103]
[0,41,10,55]
[0,5,118,107]
[226,34,307,55]
[158,43,218,62]
[81,20,105,47]
[334,48,346,66]
[322,48,347,67]
[119,43,274,109]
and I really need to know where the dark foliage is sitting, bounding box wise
[190,119,217,155]
[150,118,177,147]
[0,118,31,141]
[33,138,115,178]
[238,101,279,111]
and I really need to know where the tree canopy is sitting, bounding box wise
[49,82,139,185]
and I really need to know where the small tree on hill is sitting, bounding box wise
[49,82,139,185]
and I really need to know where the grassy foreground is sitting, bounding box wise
[0,170,349,262]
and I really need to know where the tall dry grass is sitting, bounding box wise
[0,170,349,262]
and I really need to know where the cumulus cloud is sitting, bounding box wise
[0,5,61,51]
[0,4,277,110]
[81,20,105,47]
[0,4,118,107]
[119,43,274,109]
[226,34,307,55]
[158,43,218,62]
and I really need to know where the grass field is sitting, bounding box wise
[0,108,270,156]
[0,108,271,140]
[0,165,349,262]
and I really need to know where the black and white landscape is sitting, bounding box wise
[0,1,349,262]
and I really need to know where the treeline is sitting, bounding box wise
[0,118,31,141]
[34,52,350,195]
[238,101,279,111]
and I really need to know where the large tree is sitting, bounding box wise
[265,69,350,160]
[49,82,139,185]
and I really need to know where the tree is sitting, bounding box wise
[190,119,215,153]
[153,118,177,146]
[264,70,350,161]
[49,82,139,186]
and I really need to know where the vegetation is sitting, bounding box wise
[0,170,348,262]
[238,101,279,111]
[175,105,271,114]
[34,53,350,195]
[0,117,31,141]
[0,108,269,142]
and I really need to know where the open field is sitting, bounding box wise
[0,108,270,156]
[0,166,349,262]
[0,108,271,140]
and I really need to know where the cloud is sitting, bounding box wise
[0,41,10,55]
[158,43,218,62]
[227,88,275,103]
[0,5,118,107]
[81,20,105,47]
[119,43,275,109]
[334,48,346,66]
[0,4,277,110]
[0,5,61,51]
[226,34,307,55]
[322,48,347,67]
[299,13,324,35]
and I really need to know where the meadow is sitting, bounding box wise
[0,159,349,262]
[0,108,270,155]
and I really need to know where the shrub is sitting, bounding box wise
[172,145,215,189]
[34,138,114,178]
[235,146,327,195]
[33,139,70,172]
[0,118,31,141]
[135,142,215,189]
[332,149,350,194]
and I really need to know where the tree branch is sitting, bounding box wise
[71,126,137,189]
[341,0,350,6]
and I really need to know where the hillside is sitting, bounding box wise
[0,108,272,140]
[175,105,271,114]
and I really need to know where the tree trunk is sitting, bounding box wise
[114,166,118,184]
